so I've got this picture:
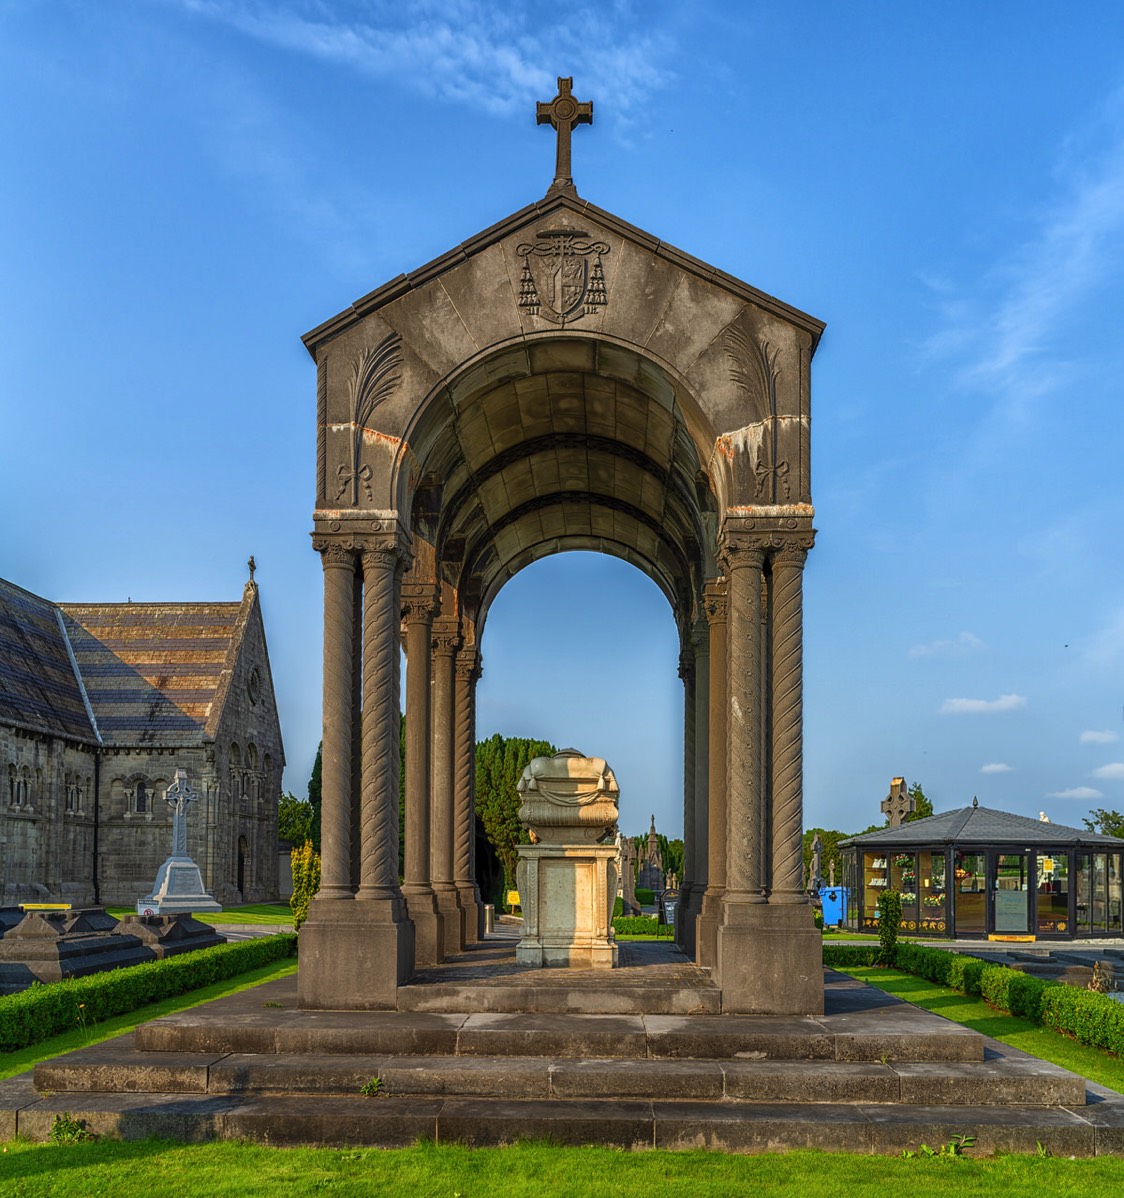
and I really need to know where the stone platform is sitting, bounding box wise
[4,936,1124,1154]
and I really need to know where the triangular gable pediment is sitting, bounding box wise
[303,192,823,356]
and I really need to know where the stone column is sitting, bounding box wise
[401,583,445,965]
[300,539,416,1010]
[430,617,465,951]
[770,537,814,902]
[716,532,822,1015]
[676,646,696,954]
[454,645,483,942]
[696,579,728,969]
[311,539,357,900]
[691,619,710,931]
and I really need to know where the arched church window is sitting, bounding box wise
[8,764,16,806]
[135,780,148,814]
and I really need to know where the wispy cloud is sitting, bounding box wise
[909,631,985,659]
[1047,786,1103,800]
[923,89,1124,418]
[1082,729,1120,744]
[941,694,1027,716]
[1093,763,1124,780]
[172,0,673,121]
[980,762,1013,774]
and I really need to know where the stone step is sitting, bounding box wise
[6,1084,1120,1156]
[33,1040,1087,1107]
[132,995,986,1064]
[395,980,722,1014]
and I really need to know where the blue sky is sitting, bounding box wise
[5,2,1124,839]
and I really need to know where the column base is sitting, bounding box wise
[402,886,446,965]
[695,886,724,970]
[456,882,481,945]
[434,883,466,953]
[297,896,415,1010]
[716,900,823,1015]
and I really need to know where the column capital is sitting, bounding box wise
[771,534,815,568]
[401,581,439,623]
[703,578,728,625]
[312,536,359,569]
[432,616,462,657]
[455,644,482,682]
[359,536,410,577]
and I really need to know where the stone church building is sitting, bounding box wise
[0,572,283,906]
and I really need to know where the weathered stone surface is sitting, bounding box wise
[722,1060,898,1104]
[457,1012,646,1059]
[860,1103,1097,1157]
[642,1013,834,1061]
[436,1098,655,1149]
[550,1059,724,1100]
[223,1095,444,1148]
[653,1100,872,1154]
[894,1058,1086,1106]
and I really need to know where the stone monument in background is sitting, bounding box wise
[514,749,619,969]
[137,769,222,915]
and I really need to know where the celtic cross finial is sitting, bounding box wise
[536,76,593,194]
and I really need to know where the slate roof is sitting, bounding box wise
[0,579,95,743]
[58,603,243,746]
[840,804,1124,850]
[0,577,251,748]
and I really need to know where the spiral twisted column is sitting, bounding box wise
[357,545,405,899]
[401,582,445,964]
[677,646,696,901]
[430,616,464,950]
[769,536,813,902]
[314,538,358,899]
[454,645,482,942]
[723,541,767,902]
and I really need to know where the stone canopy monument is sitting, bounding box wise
[514,749,619,969]
[298,77,823,1015]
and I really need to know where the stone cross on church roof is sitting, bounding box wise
[537,76,593,195]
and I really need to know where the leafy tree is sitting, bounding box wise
[474,733,556,896]
[278,792,314,844]
[658,834,684,880]
[903,781,934,823]
[1084,809,1124,838]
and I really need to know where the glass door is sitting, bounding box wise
[993,852,1030,934]
[953,852,986,935]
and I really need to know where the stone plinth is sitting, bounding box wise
[515,749,619,970]
[515,844,619,968]
[137,857,221,916]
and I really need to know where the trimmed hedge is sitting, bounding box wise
[0,933,297,1052]
[833,937,1124,1059]
[612,915,671,937]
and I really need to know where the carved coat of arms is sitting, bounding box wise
[517,227,609,324]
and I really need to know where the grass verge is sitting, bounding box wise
[0,958,297,1081]
[2,1139,1124,1196]
[843,964,1124,1093]
[105,904,293,926]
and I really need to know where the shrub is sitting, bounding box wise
[635,888,655,906]
[1040,984,1124,1055]
[612,915,670,938]
[895,942,954,987]
[822,944,880,968]
[0,933,297,1052]
[613,897,623,918]
[980,963,1050,1021]
[876,890,902,966]
[947,953,986,995]
[290,840,321,931]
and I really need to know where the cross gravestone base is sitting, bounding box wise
[136,768,221,916]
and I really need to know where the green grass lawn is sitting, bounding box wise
[0,957,298,1082]
[105,904,293,926]
[844,964,1124,1093]
[1,1139,1123,1196]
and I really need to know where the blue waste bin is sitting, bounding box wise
[819,886,849,927]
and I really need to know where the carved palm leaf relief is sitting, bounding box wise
[338,333,403,505]
[724,327,789,501]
